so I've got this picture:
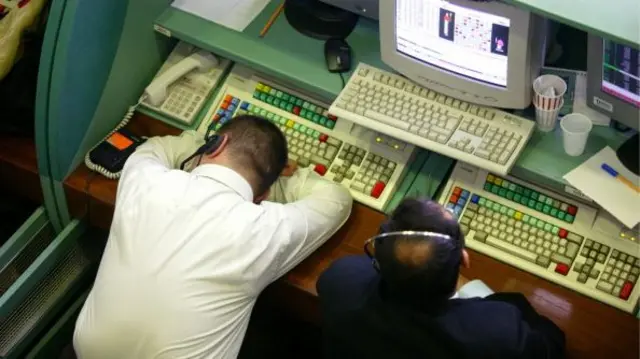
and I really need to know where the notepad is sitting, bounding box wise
[171,0,270,32]
[451,280,495,299]
[564,146,640,228]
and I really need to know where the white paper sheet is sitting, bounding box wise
[564,146,640,228]
[451,280,494,299]
[171,0,270,32]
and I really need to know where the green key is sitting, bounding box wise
[478,197,486,205]
[484,183,492,191]
[269,89,276,96]
[523,188,531,197]
[313,130,321,138]
[300,109,307,118]
[320,117,327,126]
[545,198,553,206]
[282,93,290,101]
[557,211,566,220]
[565,214,575,223]
[266,112,274,120]
[299,125,307,132]
[536,220,544,229]
[552,226,559,235]
[527,199,536,208]
[273,98,280,106]
[245,103,253,110]
[514,193,521,202]
[508,183,517,191]
[252,106,260,114]
[529,217,537,226]
[279,117,286,125]
[506,191,514,200]
[308,104,317,112]
[553,200,561,208]
[515,186,524,194]
[523,214,530,223]
[302,102,309,109]
[486,199,494,207]
[520,196,528,205]
[296,98,304,106]
[313,114,321,123]
[286,103,294,112]
[544,223,552,232]
[507,208,515,216]
[253,90,261,99]
[535,202,543,211]
[498,188,507,197]
[542,204,551,214]
[279,102,287,110]
[265,95,273,104]
[499,206,506,214]
[531,191,539,200]
[326,121,335,129]
[259,93,268,102]
[501,180,510,188]
[493,203,501,211]
[259,109,267,117]
[275,90,283,98]
[550,208,558,217]
[491,185,500,195]
[293,123,300,130]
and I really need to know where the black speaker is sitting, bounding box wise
[284,0,359,40]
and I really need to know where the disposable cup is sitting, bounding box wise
[560,113,593,156]
[533,74,567,110]
[534,98,564,132]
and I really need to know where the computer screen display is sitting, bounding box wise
[395,0,510,88]
[601,40,640,108]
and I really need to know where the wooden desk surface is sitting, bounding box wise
[63,114,639,359]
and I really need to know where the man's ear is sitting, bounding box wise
[203,134,229,159]
[254,189,270,204]
[462,249,470,269]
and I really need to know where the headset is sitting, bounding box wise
[364,230,452,271]
[179,133,225,171]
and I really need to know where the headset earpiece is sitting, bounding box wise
[180,135,225,171]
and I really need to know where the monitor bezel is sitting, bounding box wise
[380,0,541,109]
[586,34,640,131]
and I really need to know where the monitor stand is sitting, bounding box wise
[284,0,359,40]
[616,132,639,176]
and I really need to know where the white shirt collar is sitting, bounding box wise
[191,164,254,201]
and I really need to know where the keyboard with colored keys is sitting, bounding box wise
[439,162,640,313]
[197,64,417,211]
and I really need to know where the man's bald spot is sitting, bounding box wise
[393,239,434,268]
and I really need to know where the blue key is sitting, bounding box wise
[217,109,225,116]
[453,205,463,217]
[228,104,236,112]
[225,110,233,118]
[445,203,455,212]
[231,98,240,105]
[471,194,479,204]
[240,102,249,110]
[461,190,470,199]
[457,198,465,206]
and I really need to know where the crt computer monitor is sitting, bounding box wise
[586,34,640,175]
[379,0,547,109]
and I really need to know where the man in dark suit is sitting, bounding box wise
[317,198,566,359]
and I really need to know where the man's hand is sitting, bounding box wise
[281,159,298,177]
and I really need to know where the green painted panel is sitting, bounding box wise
[155,3,387,101]
[503,0,639,47]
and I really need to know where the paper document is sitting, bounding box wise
[564,146,640,228]
[171,0,270,32]
[451,280,494,299]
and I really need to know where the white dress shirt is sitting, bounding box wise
[73,131,352,359]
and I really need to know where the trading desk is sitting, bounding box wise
[61,4,639,358]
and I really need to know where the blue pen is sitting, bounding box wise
[601,163,640,193]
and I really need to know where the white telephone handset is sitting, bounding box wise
[84,42,231,179]
[143,50,218,106]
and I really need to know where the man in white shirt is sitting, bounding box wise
[73,115,353,359]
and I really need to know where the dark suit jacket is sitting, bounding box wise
[317,255,566,359]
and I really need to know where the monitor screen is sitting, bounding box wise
[395,0,510,88]
[601,40,640,108]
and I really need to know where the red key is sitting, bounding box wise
[213,114,221,122]
[224,95,234,103]
[328,114,338,121]
[453,187,462,196]
[449,194,459,204]
[554,263,569,276]
[220,101,229,110]
[314,164,327,176]
[371,181,386,199]
[558,228,568,238]
[620,281,634,300]
[567,205,577,215]
[293,106,301,115]
[319,134,328,142]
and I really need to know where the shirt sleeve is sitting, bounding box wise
[119,130,204,188]
[262,167,353,279]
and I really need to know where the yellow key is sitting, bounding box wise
[514,212,523,220]
[286,120,295,128]
[495,178,503,186]
[486,174,495,183]
[256,83,264,91]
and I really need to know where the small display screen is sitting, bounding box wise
[601,40,640,108]
[395,0,510,87]
[107,132,134,151]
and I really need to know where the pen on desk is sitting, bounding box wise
[601,163,640,193]
[259,2,285,38]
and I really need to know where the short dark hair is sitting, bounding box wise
[217,115,288,195]
[375,198,465,301]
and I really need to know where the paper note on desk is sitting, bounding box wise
[171,0,270,32]
[564,147,640,228]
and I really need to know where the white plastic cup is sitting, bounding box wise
[533,74,567,110]
[560,113,593,156]
[534,98,564,132]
